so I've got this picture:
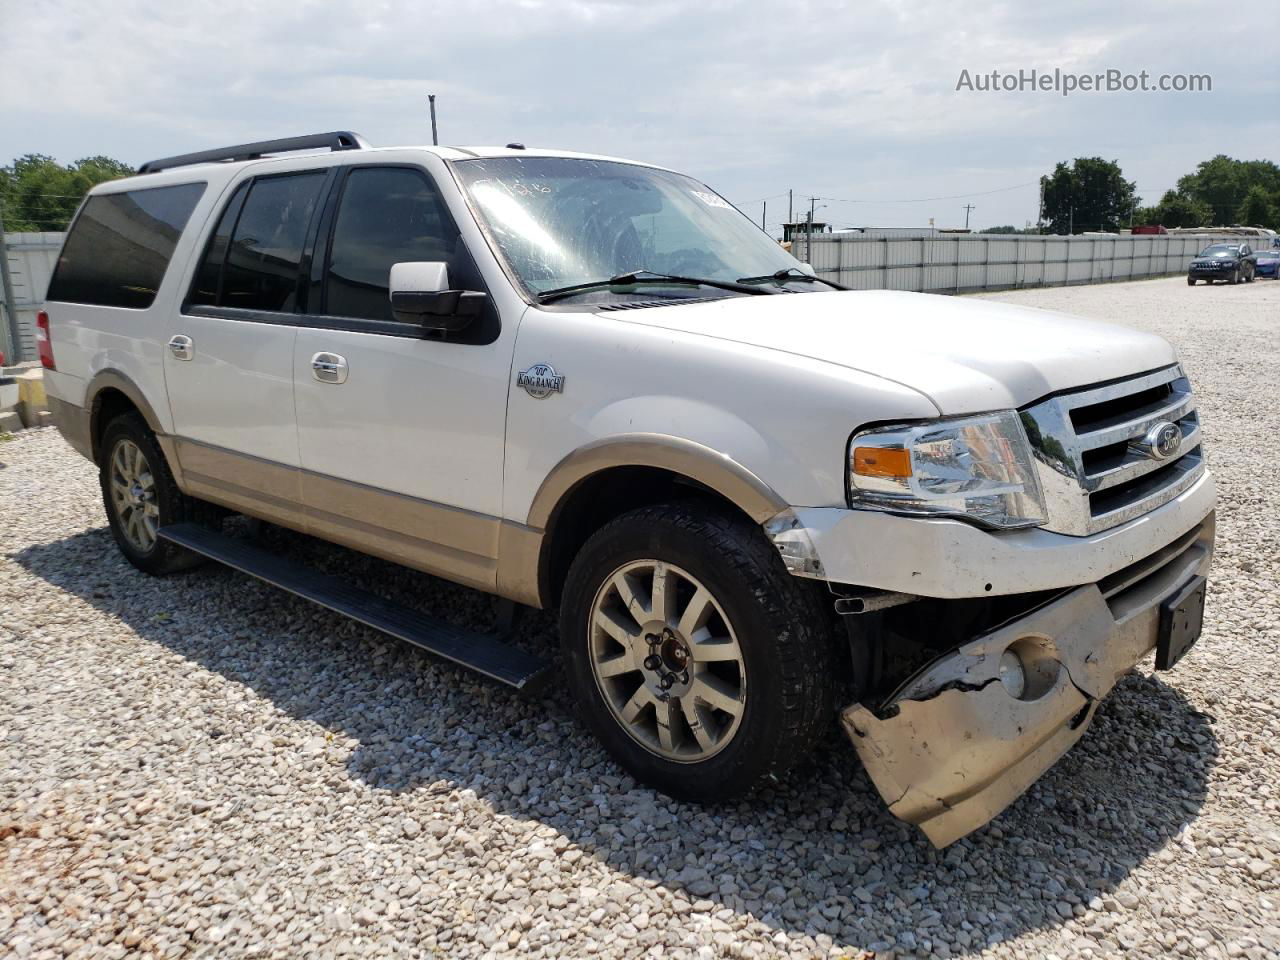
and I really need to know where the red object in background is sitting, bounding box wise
[1131,225,1168,235]
[36,310,56,370]
[0,349,6,366]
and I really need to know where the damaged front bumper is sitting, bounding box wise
[841,512,1215,848]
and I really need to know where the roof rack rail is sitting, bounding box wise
[137,131,369,175]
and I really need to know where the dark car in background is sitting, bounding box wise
[1252,249,1280,278]
[1187,243,1256,285]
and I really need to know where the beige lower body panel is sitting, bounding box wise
[843,514,1214,847]
[47,395,94,462]
[173,438,536,601]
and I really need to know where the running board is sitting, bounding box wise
[158,522,550,693]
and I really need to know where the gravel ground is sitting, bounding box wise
[1,275,1278,960]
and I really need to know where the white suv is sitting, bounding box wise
[41,132,1215,846]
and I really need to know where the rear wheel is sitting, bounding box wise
[99,413,211,575]
[560,503,837,801]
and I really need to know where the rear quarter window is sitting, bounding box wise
[46,182,206,309]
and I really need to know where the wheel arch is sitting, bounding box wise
[85,370,182,487]
[498,435,789,609]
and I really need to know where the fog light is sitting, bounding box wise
[998,648,1027,699]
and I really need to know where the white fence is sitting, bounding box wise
[794,232,1263,292]
[1,232,62,362]
[0,229,1265,361]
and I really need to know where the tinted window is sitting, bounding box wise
[222,172,326,312]
[47,183,205,309]
[323,167,454,322]
[187,181,249,307]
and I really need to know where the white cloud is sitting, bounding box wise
[3,0,1275,229]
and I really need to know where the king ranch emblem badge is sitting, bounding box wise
[517,363,565,399]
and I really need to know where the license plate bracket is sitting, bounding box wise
[1156,575,1207,670]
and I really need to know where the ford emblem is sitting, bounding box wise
[1141,420,1182,461]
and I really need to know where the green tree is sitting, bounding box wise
[0,154,134,231]
[980,225,1019,234]
[1235,185,1278,228]
[1176,155,1280,224]
[1134,191,1213,229]
[1041,158,1139,234]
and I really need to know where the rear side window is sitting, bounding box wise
[47,183,205,309]
[198,172,327,313]
[187,181,249,307]
[324,167,454,322]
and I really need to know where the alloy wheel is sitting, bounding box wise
[588,560,746,761]
[109,438,159,552]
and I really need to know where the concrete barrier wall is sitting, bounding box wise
[793,232,1267,292]
[1,229,1269,359]
[2,232,62,362]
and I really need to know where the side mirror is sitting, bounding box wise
[388,262,487,332]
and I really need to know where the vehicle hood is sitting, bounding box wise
[609,289,1177,413]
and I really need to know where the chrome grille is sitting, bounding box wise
[1022,364,1206,536]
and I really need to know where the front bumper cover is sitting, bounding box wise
[841,512,1214,847]
[787,470,1215,599]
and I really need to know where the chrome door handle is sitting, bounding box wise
[168,335,194,361]
[311,352,348,384]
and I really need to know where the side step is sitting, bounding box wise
[158,522,550,693]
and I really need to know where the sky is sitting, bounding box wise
[3,0,1277,232]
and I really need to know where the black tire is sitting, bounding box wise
[559,502,837,802]
[99,413,212,575]
[1205,278,1214,284]
[1187,276,1196,286]
[1245,268,1254,283]
[1232,268,1241,285]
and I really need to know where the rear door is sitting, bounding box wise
[164,166,330,521]
[291,163,515,591]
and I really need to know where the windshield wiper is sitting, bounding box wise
[536,270,771,303]
[736,267,846,290]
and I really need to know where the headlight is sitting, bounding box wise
[847,410,1047,529]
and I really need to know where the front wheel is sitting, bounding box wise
[559,503,837,802]
[1187,276,1196,285]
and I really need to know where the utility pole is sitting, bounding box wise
[1037,177,1045,234]
[0,203,21,363]
[963,203,975,230]
[428,94,439,146]
[1069,205,1074,236]
[761,200,767,231]
[807,196,816,264]
[788,189,793,226]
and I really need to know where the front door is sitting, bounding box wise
[164,168,331,524]
[291,164,515,591]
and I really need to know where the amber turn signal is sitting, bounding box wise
[852,446,912,479]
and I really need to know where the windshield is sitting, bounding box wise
[452,156,801,298]
[1200,245,1239,257]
